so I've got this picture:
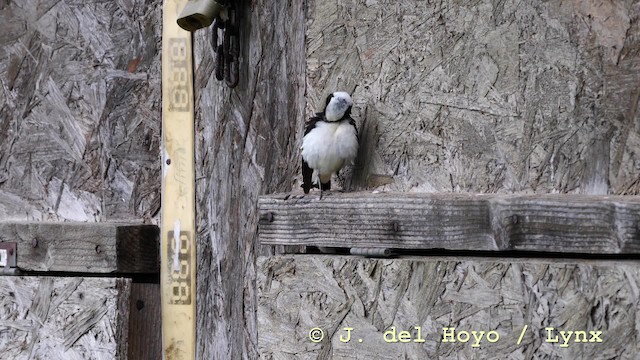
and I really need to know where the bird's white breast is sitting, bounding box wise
[301,120,358,179]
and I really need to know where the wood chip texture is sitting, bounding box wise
[0,277,130,360]
[258,255,640,359]
[305,0,640,195]
[193,2,305,359]
[0,0,162,222]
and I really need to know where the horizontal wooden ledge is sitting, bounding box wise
[257,192,640,255]
[0,222,159,274]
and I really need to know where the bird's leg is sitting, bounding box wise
[317,173,323,200]
[335,169,347,193]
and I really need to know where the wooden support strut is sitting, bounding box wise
[161,0,197,358]
[0,222,159,274]
[258,192,640,255]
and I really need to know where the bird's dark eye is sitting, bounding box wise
[325,94,334,107]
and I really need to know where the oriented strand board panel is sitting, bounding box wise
[192,1,306,358]
[258,255,640,359]
[306,0,640,195]
[0,0,162,222]
[0,277,130,360]
[258,193,640,254]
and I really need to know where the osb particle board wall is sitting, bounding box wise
[0,277,130,360]
[258,256,640,359]
[305,0,640,195]
[0,0,162,222]
[257,0,640,359]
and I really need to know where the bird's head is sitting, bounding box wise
[324,91,353,122]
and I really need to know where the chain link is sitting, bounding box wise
[212,3,239,88]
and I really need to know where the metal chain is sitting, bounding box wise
[212,3,239,88]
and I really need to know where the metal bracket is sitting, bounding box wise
[0,242,17,274]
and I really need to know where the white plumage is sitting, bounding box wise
[301,92,358,194]
[302,120,359,183]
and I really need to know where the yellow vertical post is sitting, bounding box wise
[161,0,196,359]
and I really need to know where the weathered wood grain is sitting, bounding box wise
[258,193,640,254]
[0,222,159,273]
[306,0,640,195]
[0,276,131,360]
[192,1,306,358]
[0,0,162,222]
[128,282,161,360]
[258,255,640,359]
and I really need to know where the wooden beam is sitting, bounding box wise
[258,193,640,254]
[0,222,159,273]
[258,255,640,359]
[0,277,131,359]
[128,283,162,360]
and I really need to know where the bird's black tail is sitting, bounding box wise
[302,159,313,194]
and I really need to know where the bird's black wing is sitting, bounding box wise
[302,159,314,193]
[302,113,324,193]
[304,113,324,135]
[348,115,358,140]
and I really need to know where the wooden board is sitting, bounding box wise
[190,0,307,357]
[0,222,159,273]
[0,277,130,360]
[128,283,162,360]
[258,192,640,254]
[258,255,640,359]
[161,0,196,358]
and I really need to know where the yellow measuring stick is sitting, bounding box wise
[161,0,196,359]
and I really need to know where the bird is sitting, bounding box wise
[301,91,359,198]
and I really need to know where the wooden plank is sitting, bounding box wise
[191,0,307,357]
[161,0,196,358]
[0,222,159,273]
[258,193,640,254]
[258,255,640,359]
[0,276,131,360]
[128,283,162,360]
